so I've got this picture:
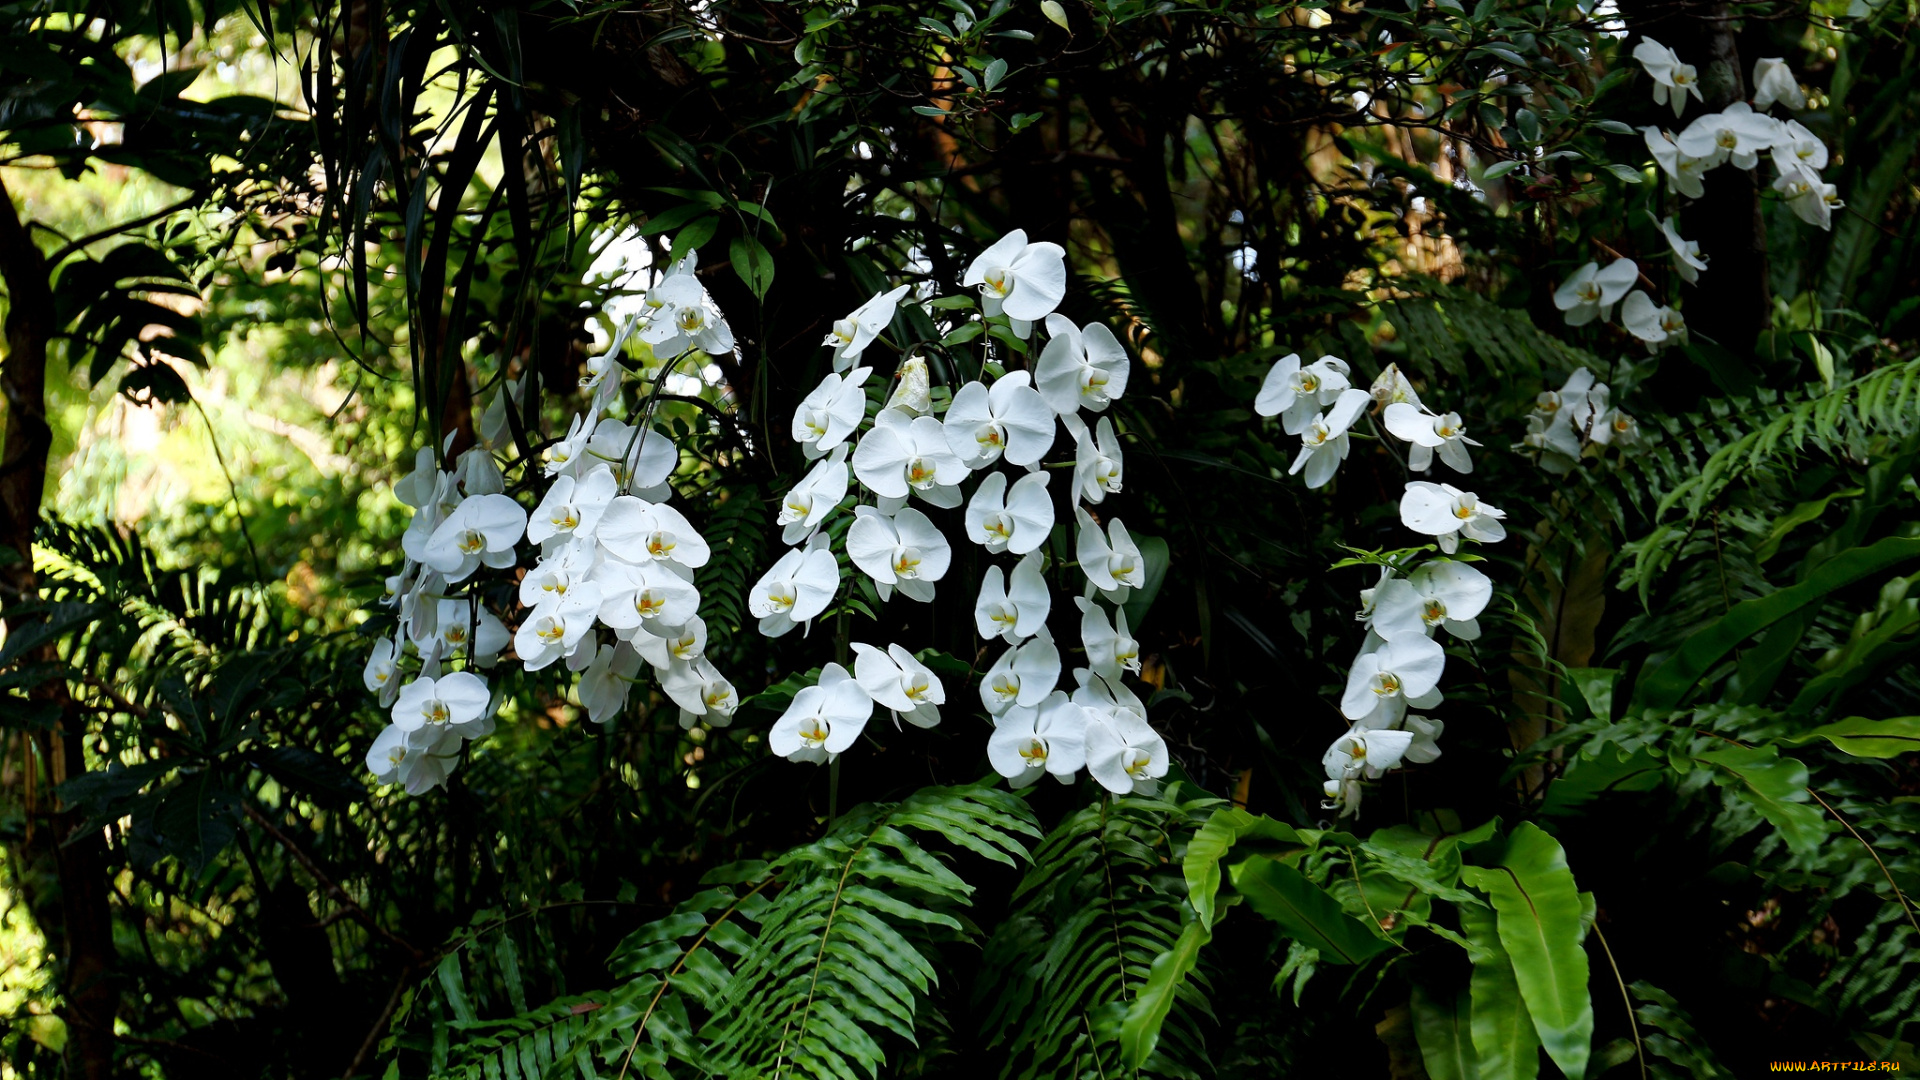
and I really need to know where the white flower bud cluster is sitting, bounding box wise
[362,255,740,794]
[758,229,1172,795]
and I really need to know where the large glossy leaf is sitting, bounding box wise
[1461,824,1591,1079]
[1694,746,1832,854]
[1230,855,1390,965]
[1460,898,1540,1080]
[1780,715,1920,758]
[1411,980,1482,1080]
[1119,918,1208,1069]
[1634,536,1920,710]
[1183,807,1306,928]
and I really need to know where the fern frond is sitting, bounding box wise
[701,785,1041,1079]
[977,787,1219,1080]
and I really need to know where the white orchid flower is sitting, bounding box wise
[1586,384,1642,448]
[770,662,874,763]
[367,724,464,795]
[976,552,1051,644]
[394,447,442,508]
[519,538,600,607]
[749,537,840,638]
[421,493,527,583]
[1769,119,1828,172]
[1631,37,1702,118]
[1289,388,1371,489]
[1034,314,1131,415]
[852,642,944,728]
[1085,712,1170,795]
[633,616,707,670]
[527,465,619,549]
[364,636,400,696]
[1553,258,1639,327]
[1370,559,1492,640]
[963,229,1068,331]
[1070,415,1125,503]
[943,372,1057,467]
[981,629,1062,716]
[825,284,911,370]
[1074,507,1147,602]
[515,587,604,671]
[846,505,952,602]
[1526,367,1598,465]
[1676,102,1780,170]
[638,272,735,357]
[1622,290,1687,347]
[778,444,851,545]
[1322,777,1363,818]
[578,642,644,723]
[1370,363,1423,410]
[793,367,874,460]
[987,690,1089,787]
[456,445,504,497]
[1751,57,1805,112]
[1659,216,1709,284]
[542,414,594,478]
[1255,353,1353,434]
[391,671,491,735]
[1642,127,1711,198]
[886,354,933,416]
[1773,162,1839,230]
[1339,631,1446,725]
[661,657,738,728]
[852,407,969,508]
[1400,482,1508,553]
[1321,728,1416,782]
[1071,667,1148,722]
[1356,566,1393,625]
[1353,711,1445,769]
[595,559,701,636]
[1384,402,1479,474]
[1076,597,1141,680]
[587,419,678,498]
[597,496,711,573]
[965,471,1055,555]
[431,598,510,663]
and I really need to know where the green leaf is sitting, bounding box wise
[1461,900,1541,1080]
[437,953,478,1024]
[728,235,776,301]
[1603,163,1645,184]
[637,202,713,236]
[1119,918,1208,1069]
[1460,824,1592,1079]
[1184,808,1305,928]
[1482,160,1520,179]
[668,216,719,266]
[1781,715,1920,758]
[1593,119,1635,134]
[1230,855,1390,965]
[982,57,1008,92]
[1633,536,1920,710]
[1695,745,1831,854]
[1411,980,1482,1080]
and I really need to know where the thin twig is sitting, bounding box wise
[1591,922,1647,1080]
[1806,787,1920,941]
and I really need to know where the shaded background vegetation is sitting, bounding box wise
[2,0,1917,1076]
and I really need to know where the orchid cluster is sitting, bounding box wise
[361,256,741,793]
[1255,355,1506,817]
[756,229,1171,796]
[1634,45,1838,229]
[1549,50,1837,351]
[1523,366,1639,473]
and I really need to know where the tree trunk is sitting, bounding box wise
[0,171,121,1080]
